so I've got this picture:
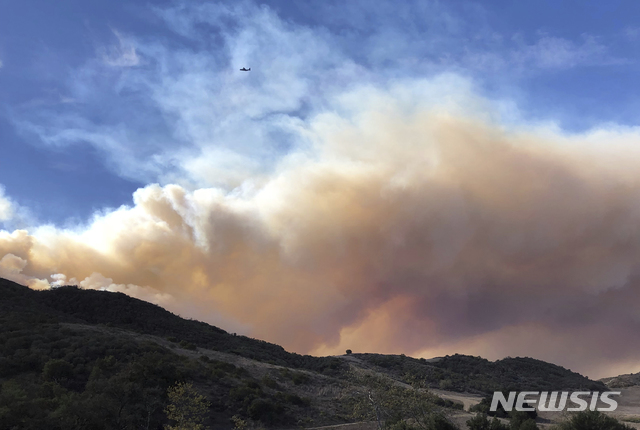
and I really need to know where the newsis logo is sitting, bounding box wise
[490,391,622,412]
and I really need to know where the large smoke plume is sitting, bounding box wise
[3,84,640,378]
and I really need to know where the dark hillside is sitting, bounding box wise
[600,371,640,388]
[1,277,607,393]
[0,278,347,429]
[0,278,344,375]
[1,278,607,394]
[0,277,611,429]
[431,354,606,392]
[350,352,606,394]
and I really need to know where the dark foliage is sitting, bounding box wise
[0,278,324,429]
[508,411,539,430]
[0,278,611,429]
[433,355,605,393]
[354,353,606,394]
[553,410,634,430]
[470,394,537,420]
[466,413,509,430]
[0,278,346,376]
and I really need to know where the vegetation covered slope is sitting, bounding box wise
[354,353,606,394]
[0,278,344,375]
[0,278,351,429]
[600,371,640,388]
[0,277,610,429]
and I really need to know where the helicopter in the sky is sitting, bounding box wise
[240,67,251,71]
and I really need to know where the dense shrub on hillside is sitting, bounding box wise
[355,353,605,394]
[0,278,612,429]
[432,355,605,393]
[350,369,463,430]
[0,343,185,429]
[0,320,312,429]
[0,312,311,426]
[552,410,634,430]
[466,411,539,430]
[469,394,536,420]
[508,411,539,430]
[0,279,346,377]
[466,413,509,430]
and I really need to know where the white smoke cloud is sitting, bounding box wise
[0,253,49,290]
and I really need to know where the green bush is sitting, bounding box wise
[553,410,633,430]
[42,359,74,382]
[434,396,464,410]
[179,340,197,350]
[509,410,537,428]
[388,421,416,430]
[466,413,509,430]
[261,375,279,389]
[229,383,262,406]
[429,413,460,429]
[517,419,538,430]
[282,393,310,407]
[292,372,310,385]
[247,399,283,424]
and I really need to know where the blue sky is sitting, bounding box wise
[4,1,640,377]
[2,0,640,226]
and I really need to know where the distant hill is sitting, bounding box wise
[354,352,606,393]
[0,277,609,429]
[601,372,640,388]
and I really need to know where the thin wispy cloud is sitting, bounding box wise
[458,32,623,75]
[100,30,140,67]
[623,26,640,41]
[14,2,623,190]
[0,186,14,222]
[512,34,613,69]
[14,2,352,189]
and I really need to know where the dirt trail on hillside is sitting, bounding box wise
[429,388,484,411]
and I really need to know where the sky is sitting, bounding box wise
[2,0,640,379]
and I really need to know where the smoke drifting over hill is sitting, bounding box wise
[3,82,640,378]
